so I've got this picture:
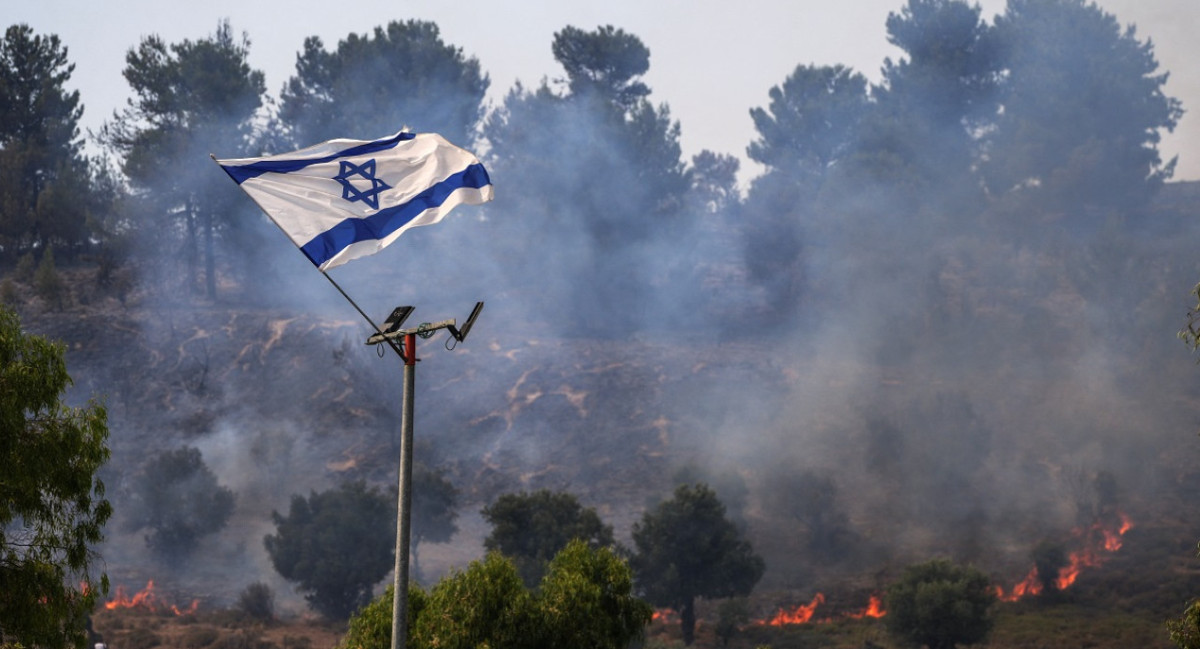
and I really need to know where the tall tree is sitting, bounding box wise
[100,20,265,299]
[124,446,236,562]
[0,24,98,258]
[983,0,1182,215]
[863,0,999,212]
[264,481,394,619]
[747,64,870,179]
[0,306,111,649]
[741,64,870,323]
[484,25,689,332]
[279,20,488,148]
[481,489,614,587]
[630,483,764,645]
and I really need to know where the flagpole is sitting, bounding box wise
[364,305,482,649]
[391,332,416,649]
[212,133,490,649]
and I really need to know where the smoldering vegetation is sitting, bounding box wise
[11,0,1200,617]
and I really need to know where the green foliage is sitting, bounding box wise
[100,19,265,299]
[1168,599,1200,649]
[747,64,869,175]
[33,246,65,310]
[279,19,487,148]
[0,24,98,258]
[483,24,688,333]
[482,489,614,586]
[884,558,996,649]
[338,584,427,649]
[1180,284,1200,356]
[125,445,236,561]
[551,25,650,112]
[1168,543,1200,649]
[414,553,534,649]
[0,305,111,648]
[537,540,653,649]
[631,483,765,645]
[341,542,649,649]
[264,481,394,620]
[984,0,1182,212]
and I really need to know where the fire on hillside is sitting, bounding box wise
[105,580,199,616]
[996,512,1133,602]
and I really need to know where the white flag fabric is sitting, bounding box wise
[216,130,493,270]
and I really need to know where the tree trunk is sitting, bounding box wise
[204,208,216,300]
[185,200,198,295]
[681,597,696,645]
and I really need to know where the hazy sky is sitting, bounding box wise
[11,0,1200,184]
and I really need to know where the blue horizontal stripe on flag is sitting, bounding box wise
[220,131,417,184]
[299,163,491,268]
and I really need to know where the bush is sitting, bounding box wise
[125,446,237,561]
[340,541,650,649]
[885,559,996,649]
[236,582,275,623]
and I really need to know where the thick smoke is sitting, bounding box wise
[42,4,1200,616]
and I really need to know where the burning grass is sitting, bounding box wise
[90,605,341,649]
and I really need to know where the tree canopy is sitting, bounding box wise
[481,488,614,587]
[0,24,101,259]
[885,558,996,649]
[100,19,266,299]
[983,0,1182,213]
[338,540,651,649]
[483,24,689,332]
[278,19,488,149]
[264,481,394,620]
[0,305,111,649]
[124,445,236,562]
[630,483,764,645]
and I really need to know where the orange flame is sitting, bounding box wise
[104,580,198,616]
[997,512,1133,602]
[845,594,887,619]
[763,593,826,626]
[652,608,678,624]
[760,592,886,626]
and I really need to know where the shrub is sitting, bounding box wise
[236,582,275,623]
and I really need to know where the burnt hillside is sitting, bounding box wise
[9,182,1200,624]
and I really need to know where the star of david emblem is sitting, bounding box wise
[333,159,391,210]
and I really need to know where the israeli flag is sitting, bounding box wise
[216,130,493,270]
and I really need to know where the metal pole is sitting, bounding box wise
[390,333,416,649]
